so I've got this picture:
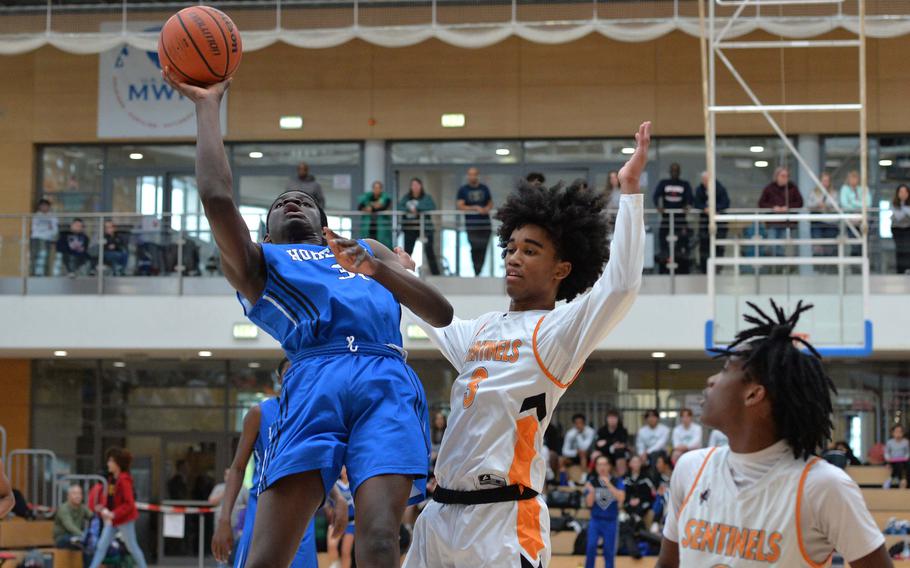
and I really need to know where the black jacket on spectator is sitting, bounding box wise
[57,232,89,257]
[596,424,630,459]
[623,473,655,517]
[693,182,731,213]
[105,232,128,253]
[544,423,564,456]
[652,178,694,211]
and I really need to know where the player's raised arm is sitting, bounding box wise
[534,122,649,378]
[324,229,454,327]
[162,70,266,303]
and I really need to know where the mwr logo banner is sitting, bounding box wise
[97,25,227,139]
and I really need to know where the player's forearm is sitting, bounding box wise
[195,100,234,205]
[372,260,453,328]
[217,470,244,526]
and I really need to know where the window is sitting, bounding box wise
[39,146,104,212]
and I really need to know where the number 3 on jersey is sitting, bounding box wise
[463,367,488,409]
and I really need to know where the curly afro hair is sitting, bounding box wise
[495,180,609,302]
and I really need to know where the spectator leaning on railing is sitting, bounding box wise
[806,171,839,258]
[102,221,129,276]
[357,181,393,249]
[693,171,730,273]
[758,166,803,259]
[57,218,91,277]
[398,177,440,276]
[652,163,693,274]
[31,197,58,276]
[891,184,910,274]
[456,167,494,276]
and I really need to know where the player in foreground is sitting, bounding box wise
[163,71,453,568]
[212,358,349,567]
[402,122,649,567]
[655,301,892,568]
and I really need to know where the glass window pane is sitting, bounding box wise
[102,361,226,406]
[105,145,196,169]
[232,143,361,167]
[524,139,629,163]
[390,141,522,164]
[33,360,97,404]
[40,146,104,213]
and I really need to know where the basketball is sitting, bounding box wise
[157,5,242,87]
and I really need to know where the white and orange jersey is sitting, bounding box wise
[409,193,645,495]
[666,444,885,567]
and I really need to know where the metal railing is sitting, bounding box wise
[6,449,57,518]
[0,206,903,295]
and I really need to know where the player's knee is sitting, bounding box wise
[357,525,400,559]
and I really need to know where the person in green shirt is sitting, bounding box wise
[357,180,393,249]
[54,484,92,549]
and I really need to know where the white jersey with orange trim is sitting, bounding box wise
[665,442,885,567]
[403,193,644,568]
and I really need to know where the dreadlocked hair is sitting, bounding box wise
[712,299,837,460]
[495,180,609,302]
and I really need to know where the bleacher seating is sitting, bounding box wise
[848,466,891,487]
[0,519,53,548]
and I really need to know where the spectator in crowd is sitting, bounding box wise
[693,172,730,273]
[835,440,863,466]
[168,460,189,500]
[604,170,623,239]
[839,170,871,212]
[285,161,325,209]
[822,441,850,470]
[88,447,148,568]
[0,459,12,518]
[526,172,546,188]
[651,453,673,530]
[54,484,92,553]
[456,167,494,275]
[430,412,447,463]
[758,167,803,260]
[357,181,393,249]
[613,454,629,479]
[544,422,565,485]
[31,197,58,276]
[670,408,703,463]
[886,424,910,489]
[707,428,728,447]
[208,467,249,567]
[595,409,630,461]
[398,178,440,275]
[653,163,693,274]
[807,171,840,258]
[868,442,886,466]
[57,218,91,277]
[102,221,129,276]
[584,455,625,568]
[562,414,597,470]
[621,454,655,559]
[636,409,670,467]
[891,184,910,274]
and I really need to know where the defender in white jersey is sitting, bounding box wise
[656,301,891,568]
[402,122,651,568]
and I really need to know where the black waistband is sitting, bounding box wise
[433,485,539,505]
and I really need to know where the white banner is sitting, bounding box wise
[97,35,227,139]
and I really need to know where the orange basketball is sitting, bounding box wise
[157,6,242,87]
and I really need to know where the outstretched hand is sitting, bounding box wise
[619,121,652,195]
[161,66,231,105]
[324,228,377,276]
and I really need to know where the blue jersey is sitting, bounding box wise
[240,242,403,357]
[252,398,279,497]
[588,475,624,521]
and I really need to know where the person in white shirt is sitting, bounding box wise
[636,409,671,466]
[655,301,891,568]
[671,408,703,463]
[401,122,650,568]
[561,413,597,470]
[30,197,58,276]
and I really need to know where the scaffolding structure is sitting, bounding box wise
[699,0,872,356]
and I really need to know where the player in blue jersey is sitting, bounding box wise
[164,72,454,568]
[211,358,349,567]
